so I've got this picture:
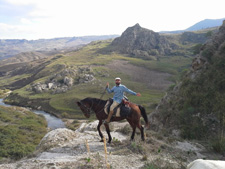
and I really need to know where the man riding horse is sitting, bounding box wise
[104,77,141,124]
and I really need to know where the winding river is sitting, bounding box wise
[0,98,65,129]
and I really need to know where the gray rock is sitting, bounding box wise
[41,84,47,90]
[48,83,54,89]
[33,85,42,93]
[63,76,73,86]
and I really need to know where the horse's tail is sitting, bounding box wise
[138,105,150,129]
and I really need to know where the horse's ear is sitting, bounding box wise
[77,101,81,106]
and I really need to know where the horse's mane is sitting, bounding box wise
[82,97,107,105]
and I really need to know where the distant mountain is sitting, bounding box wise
[0,35,119,60]
[0,51,48,66]
[186,18,225,31]
[160,18,224,34]
[111,23,178,59]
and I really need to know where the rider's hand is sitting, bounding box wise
[106,82,109,88]
[136,93,141,96]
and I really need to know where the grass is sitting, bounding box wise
[129,55,192,75]
[0,74,32,87]
[0,105,47,161]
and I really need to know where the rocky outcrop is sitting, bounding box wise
[29,66,95,94]
[111,23,178,59]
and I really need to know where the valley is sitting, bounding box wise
[0,20,225,168]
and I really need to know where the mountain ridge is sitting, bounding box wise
[0,35,119,60]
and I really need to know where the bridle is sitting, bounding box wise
[80,99,94,115]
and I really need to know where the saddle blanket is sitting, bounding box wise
[104,99,131,117]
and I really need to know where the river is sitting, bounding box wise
[0,98,65,129]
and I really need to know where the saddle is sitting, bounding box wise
[104,98,131,118]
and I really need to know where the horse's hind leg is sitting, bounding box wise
[137,122,145,141]
[104,123,112,144]
[131,126,136,141]
[127,119,136,141]
[97,120,104,142]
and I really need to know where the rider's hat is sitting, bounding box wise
[115,77,121,81]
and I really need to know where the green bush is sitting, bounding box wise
[143,163,160,169]
[191,44,203,55]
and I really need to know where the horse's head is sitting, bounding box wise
[77,98,93,118]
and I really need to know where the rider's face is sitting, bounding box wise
[115,79,121,85]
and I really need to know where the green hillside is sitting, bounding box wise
[2,39,192,119]
[0,106,47,162]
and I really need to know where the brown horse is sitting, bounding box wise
[77,97,149,143]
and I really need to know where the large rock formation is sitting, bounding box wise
[111,23,178,59]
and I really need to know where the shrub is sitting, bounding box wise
[211,137,225,153]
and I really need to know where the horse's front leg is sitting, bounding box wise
[104,123,112,144]
[97,120,104,142]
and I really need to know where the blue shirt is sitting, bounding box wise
[106,84,137,103]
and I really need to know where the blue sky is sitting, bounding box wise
[0,0,224,40]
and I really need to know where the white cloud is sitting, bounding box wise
[1,0,225,39]
[20,18,32,24]
[6,0,38,5]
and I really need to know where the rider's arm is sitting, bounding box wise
[123,86,137,95]
[107,86,114,93]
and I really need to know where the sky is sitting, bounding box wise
[0,0,224,40]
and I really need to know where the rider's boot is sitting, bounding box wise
[104,110,113,124]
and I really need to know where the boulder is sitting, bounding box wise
[33,85,43,93]
[48,83,54,89]
[187,159,225,169]
[63,76,73,86]
[37,128,76,152]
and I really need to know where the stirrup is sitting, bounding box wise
[103,120,109,124]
